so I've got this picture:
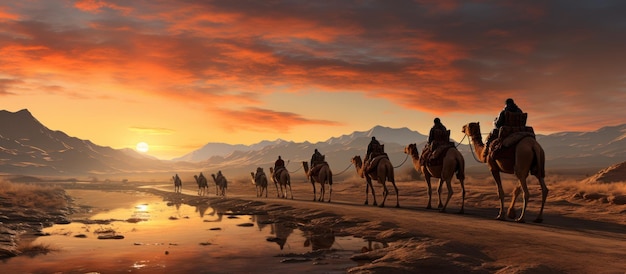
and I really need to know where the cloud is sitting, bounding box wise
[128,126,175,135]
[1,0,624,133]
[214,107,343,133]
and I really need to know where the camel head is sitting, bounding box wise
[302,161,309,173]
[462,122,481,137]
[404,143,418,157]
[351,155,362,167]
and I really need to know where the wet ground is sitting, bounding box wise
[1,189,372,273]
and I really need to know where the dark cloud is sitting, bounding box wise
[1,0,624,132]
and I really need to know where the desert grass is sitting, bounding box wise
[17,242,59,257]
[0,180,68,209]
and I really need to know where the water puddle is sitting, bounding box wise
[1,189,384,273]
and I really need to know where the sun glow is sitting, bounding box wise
[136,142,149,153]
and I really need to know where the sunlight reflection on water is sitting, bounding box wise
[2,189,373,273]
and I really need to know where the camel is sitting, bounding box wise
[269,167,293,199]
[404,143,466,213]
[351,155,399,208]
[462,122,548,223]
[193,173,208,196]
[251,167,268,198]
[211,173,227,197]
[172,174,182,193]
[302,161,333,202]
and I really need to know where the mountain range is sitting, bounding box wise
[1,109,624,179]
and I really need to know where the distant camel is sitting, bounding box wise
[462,122,548,223]
[193,173,208,196]
[269,167,293,199]
[211,172,227,197]
[351,155,399,208]
[251,167,268,198]
[404,143,466,213]
[302,161,333,202]
[172,174,182,193]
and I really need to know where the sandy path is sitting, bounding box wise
[143,177,626,274]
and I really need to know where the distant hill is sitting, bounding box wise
[0,109,194,177]
[1,109,624,179]
[582,161,626,184]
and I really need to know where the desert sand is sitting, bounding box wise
[2,169,626,273]
[126,170,625,273]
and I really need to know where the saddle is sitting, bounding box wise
[274,166,286,180]
[429,142,455,166]
[421,129,452,166]
[365,154,389,174]
[310,161,327,177]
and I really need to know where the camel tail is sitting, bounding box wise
[532,143,546,178]
[329,170,333,185]
[456,152,466,181]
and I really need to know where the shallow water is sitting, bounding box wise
[1,189,371,273]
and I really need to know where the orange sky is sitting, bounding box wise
[1,1,625,159]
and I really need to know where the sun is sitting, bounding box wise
[136,142,149,153]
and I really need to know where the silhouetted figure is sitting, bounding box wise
[484,98,524,160]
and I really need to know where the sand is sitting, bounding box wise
[130,172,626,274]
[5,171,626,273]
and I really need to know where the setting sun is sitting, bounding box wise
[136,142,149,153]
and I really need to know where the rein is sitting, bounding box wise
[393,153,409,169]
[466,133,484,163]
[333,162,354,176]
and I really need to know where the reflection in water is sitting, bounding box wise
[304,229,336,251]
[2,189,366,273]
[268,221,295,250]
[251,213,272,231]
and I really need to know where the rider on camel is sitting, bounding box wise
[274,156,285,181]
[309,149,324,179]
[484,98,523,161]
[363,136,383,176]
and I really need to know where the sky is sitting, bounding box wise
[1,0,625,160]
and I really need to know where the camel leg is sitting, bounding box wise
[379,182,388,208]
[328,183,332,203]
[311,182,317,201]
[391,179,400,208]
[508,185,521,219]
[365,177,377,206]
[458,178,465,214]
[534,175,548,223]
[318,182,326,202]
[436,178,444,209]
[288,184,293,200]
[424,173,433,209]
[491,170,506,221]
[515,179,531,223]
[440,178,453,213]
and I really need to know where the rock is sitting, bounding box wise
[74,234,87,238]
[237,223,254,227]
[610,195,626,205]
[97,235,125,240]
[582,193,608,201]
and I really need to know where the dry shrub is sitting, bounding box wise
[564,180,626,197]
[0,180,68,209]
[17,242,59,257]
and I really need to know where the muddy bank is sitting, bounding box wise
[140,187,500,273]
[0,188,72,258]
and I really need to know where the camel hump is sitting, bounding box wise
[504,111,527,127]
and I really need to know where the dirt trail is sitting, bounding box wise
[145,180,626,274]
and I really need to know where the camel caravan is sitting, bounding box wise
[169,98,548,223]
